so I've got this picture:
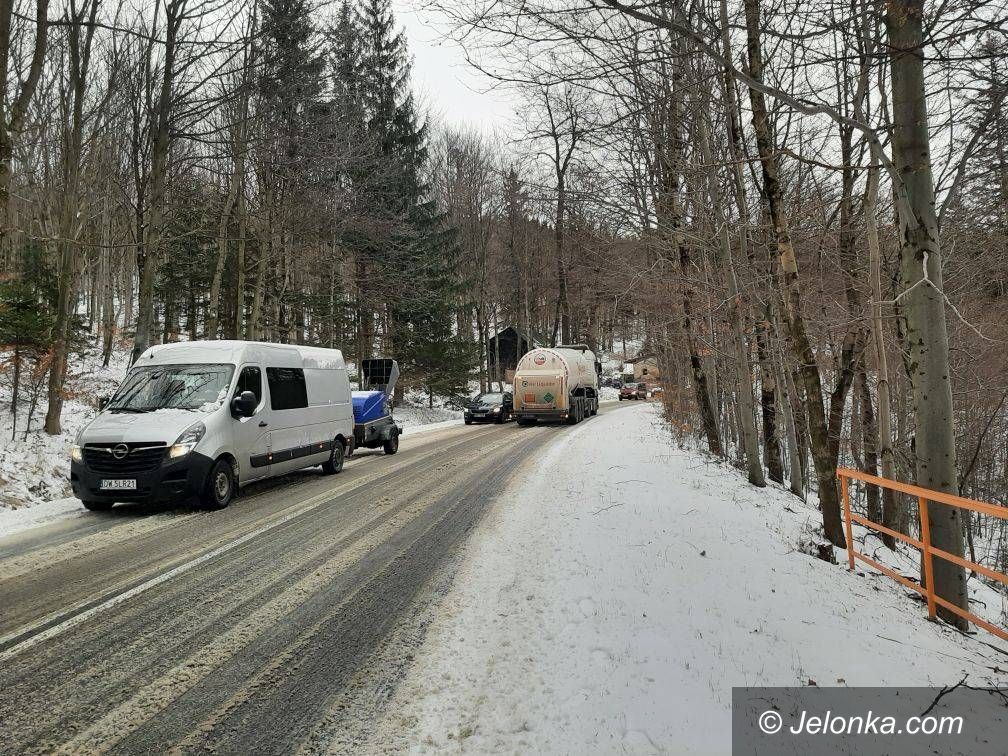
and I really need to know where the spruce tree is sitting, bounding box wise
[258,0,326,340]
[351,0,475,389]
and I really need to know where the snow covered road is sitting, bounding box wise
[369,403,1008,754]
[0,412,606,753]
[1,400,1004,754]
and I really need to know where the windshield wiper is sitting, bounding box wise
[108,407,155,414]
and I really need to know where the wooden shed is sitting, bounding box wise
[487,327,539,382]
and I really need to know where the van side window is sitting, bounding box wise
[267,367,308,411]
[235,366,262,404]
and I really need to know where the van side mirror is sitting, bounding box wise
[98,395,110,410]
[231,390,257,418]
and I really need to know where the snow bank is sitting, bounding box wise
[396,406,463,433]
[0,497,85,537]
[598,385,619,402]
[396,387,465,431]
[0,346,129,510]
[372,403,1008,754]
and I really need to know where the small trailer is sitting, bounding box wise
[350,359,402,455]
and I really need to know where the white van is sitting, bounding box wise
[70,341,353,510]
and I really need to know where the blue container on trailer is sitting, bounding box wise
[352,390,387,424]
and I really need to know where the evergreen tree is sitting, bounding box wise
[257,0,327,340]
[259,0,325,161]
[155,176,215,340]
[330,0,363,123]
[350,0,475,388]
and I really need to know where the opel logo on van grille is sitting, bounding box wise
[112,443,130,460]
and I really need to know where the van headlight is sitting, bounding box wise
[71,428,85,462]
[170,421,206,459]
[492,407,501,414]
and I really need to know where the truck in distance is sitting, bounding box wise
[512,345,601,425]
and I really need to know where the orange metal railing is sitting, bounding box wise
[837,467,1008,643]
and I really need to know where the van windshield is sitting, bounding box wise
[474,393,504,405]
[107,364,236,413]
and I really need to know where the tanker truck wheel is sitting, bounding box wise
[567,401,580,425]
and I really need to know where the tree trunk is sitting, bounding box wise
[132,1,182,364]
[714,0,764,484]
[10,341,19,440]
[775,344,804,497]
[865,165,902,545]
[206,169,239,338]
[756,304,783,483]
[680,243,723,456]
[234,189,247,338]
[554,176,570,345]
[0,0,49,255]
[44,0,98,435]
[886,0,968,627]
[743,0,845,545]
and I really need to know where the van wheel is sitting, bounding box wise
[202,458,234,510]
[322,440,345,474]
[383,430,399,455]
[81,499,113,511]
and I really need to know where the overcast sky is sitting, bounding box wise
[391,1,517,135]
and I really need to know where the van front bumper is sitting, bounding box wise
[70,451,215,505]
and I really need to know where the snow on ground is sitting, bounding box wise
[397,387,465,431]
[0,345,129,511]
[600,338,646,377]
[370,403,1008,754]
[397,406,464,432]
[599,386,619,402]
[0,496,86,538]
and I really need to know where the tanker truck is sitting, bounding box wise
[513,345,601,425]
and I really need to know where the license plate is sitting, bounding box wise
[100,479,137,490]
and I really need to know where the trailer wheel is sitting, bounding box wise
[322,439,345,474]
[383,429,399,455]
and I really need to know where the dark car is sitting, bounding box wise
[465,392,513,424]
[619,382,645,400]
